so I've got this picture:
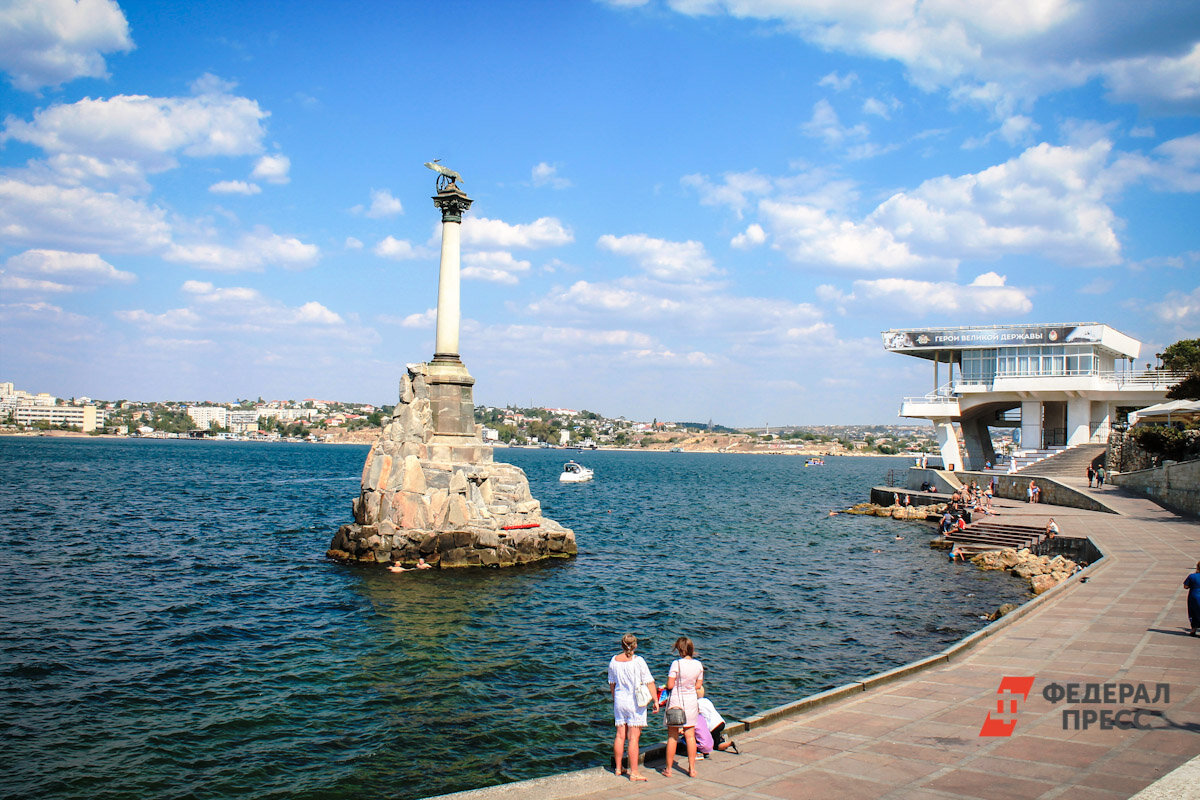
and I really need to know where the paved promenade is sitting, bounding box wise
[443,484,1199,800]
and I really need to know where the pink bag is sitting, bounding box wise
[694,713,714,753]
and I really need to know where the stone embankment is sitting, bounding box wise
[969,547,1079,595]
[327,364,576,569]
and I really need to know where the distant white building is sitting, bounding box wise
[228,410,259,434]
[14,404,98,432]
[187,406,228,429]
[884,322,1179,470]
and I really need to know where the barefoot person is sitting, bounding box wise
[663,636,703,778]
[608,634,658,780]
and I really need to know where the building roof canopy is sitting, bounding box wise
[881,323,1140,361]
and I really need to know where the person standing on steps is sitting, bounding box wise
[1096,464,1106,488]
[1086,464,1095,488]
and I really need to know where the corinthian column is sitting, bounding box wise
[432,185,473,365]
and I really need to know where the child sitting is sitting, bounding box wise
[696,686,738,754]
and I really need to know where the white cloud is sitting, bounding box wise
[1102,42,1200,114]
[759,198,950,273]
[531,162,572,189]
[2,77,269,174]
[20,153,150,193]
[861,96,899,118]
[870,140,1122,267]
[844,272,1033,316]
[0,274,75,292]
[619,0,1200,115]
[344,236,363,250]
[209,180,261,195]
[1151,286,1200,325]
[373,236,426,260]
[0,178,171,253]
[294,301,343,325]
[461,216,574,249]
[531,280,686,317]
[731,223,766,249]
[0,0,133,91]
[251,153,290,184]
[818,71,858,91]
[3,249,134,290]
[165,227,319,271]
[597,233,718,281]
[462,250,532,284]
[397,308,436,329]
[116,307,202,329]
[123,282,345,331]
[354,188,403,218]
[800,99,869,147]
[681,171,773,218]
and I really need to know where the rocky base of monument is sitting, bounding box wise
[326,363,577,569]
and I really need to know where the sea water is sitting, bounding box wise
[0,438,1029,799]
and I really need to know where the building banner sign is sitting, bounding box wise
[883,325,1103,351]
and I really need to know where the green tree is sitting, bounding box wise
[1160,338,1200,400]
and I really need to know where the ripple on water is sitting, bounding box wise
[0,439,1031,800]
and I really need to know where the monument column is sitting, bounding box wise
[424,170,480,447]
[432,185,472,365]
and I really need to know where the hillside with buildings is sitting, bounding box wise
[1,381,944,454]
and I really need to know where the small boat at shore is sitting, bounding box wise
[559,460,594,483]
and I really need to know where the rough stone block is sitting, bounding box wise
[428,489,450,527]
[479,549,500,566]
[476,530,500,549]
[402,455,427,493]
[364,490,381,522]
[447,495,470,527]
[449,469,468,494]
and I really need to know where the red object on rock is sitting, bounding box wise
[501,523,540,530]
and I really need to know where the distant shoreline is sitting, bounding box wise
[0,430,914,458]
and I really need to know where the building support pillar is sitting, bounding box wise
[1066,397,1091,447]
[960,416,994,470]
[1020,400,1043,452]
[934,418,963,472]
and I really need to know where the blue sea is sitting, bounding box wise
[0,438,1029,800]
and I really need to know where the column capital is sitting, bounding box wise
[433,185,473,223]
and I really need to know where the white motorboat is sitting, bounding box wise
[559,460,594,482]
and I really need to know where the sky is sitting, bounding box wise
[0,0,1198,425]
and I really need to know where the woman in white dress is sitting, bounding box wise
[608,633,659,781]
[663,636,703,777]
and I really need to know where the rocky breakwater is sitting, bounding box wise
[327,364,576,568]
[842,501,945,521]
[970,548,1079,595]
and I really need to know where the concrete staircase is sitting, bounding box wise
[946,520,1048,554]
[1016,443,1107,478]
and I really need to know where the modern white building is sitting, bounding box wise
[187,406,228,429]
[883,323,1180,471]
[13,404,98,432]
[225,410,258,433]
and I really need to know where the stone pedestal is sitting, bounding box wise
[327,363,577,568]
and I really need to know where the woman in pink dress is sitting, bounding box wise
[663,636,703,777]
